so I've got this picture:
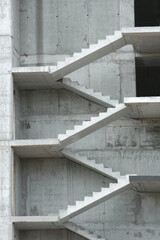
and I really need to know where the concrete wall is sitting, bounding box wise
[19,0,133,56]
[19,0,134,66]
[15,156,112,216]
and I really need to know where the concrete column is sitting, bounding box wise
[0,0,15,239]
[0,142,13,239]
[0,0,14,140]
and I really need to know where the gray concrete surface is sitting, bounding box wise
[1,0,160,240]
[130,176,160,193]
[0,0,15,239]
[124,97,160,118]
[11,139,60,158]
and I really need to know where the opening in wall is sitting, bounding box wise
[135,0,160,26]
[136,58,160,97]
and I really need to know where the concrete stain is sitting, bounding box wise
[132,194,144,225]
[30,206,38,216]
[146,229,155,236]
[134,232,142,238]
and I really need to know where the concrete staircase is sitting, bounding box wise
[64,221,105,240]
[58,103,131,149]
[50,31,125,81]
[59,78,118,108]
[58,175,130,222]
[61,149,123,182]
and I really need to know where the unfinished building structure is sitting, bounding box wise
[0,0,160,239]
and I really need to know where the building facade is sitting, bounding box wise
[0,0,160,239]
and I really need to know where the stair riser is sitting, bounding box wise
[59,183,130,222]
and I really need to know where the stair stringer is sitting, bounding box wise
[50,31,126,81]
[58,104,132,150]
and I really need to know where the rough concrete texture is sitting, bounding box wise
[0,0,15,239]
[1,0,160,240]
[19,0,134,65]
[0,37,13,141]
[0,143,13,240]
[19,0,129,56]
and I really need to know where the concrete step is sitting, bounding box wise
[58,175,131,222]
[58,104,131,149]
[59,78,118,108]
[64,221,105,240]
[61,149,125,181]
[50,32,125,80]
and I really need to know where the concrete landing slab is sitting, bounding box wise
[130,176,160,193]
[11,216,62,230]
[123,27,160,53]
[12,66,58,89]
[11,139,61,158]
[124,97,160,119]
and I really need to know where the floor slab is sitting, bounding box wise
[123,27,160,53]
[11,216,61,230]
[124,97,160,119]
[130,176,160,193]
[11,139,61,158]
